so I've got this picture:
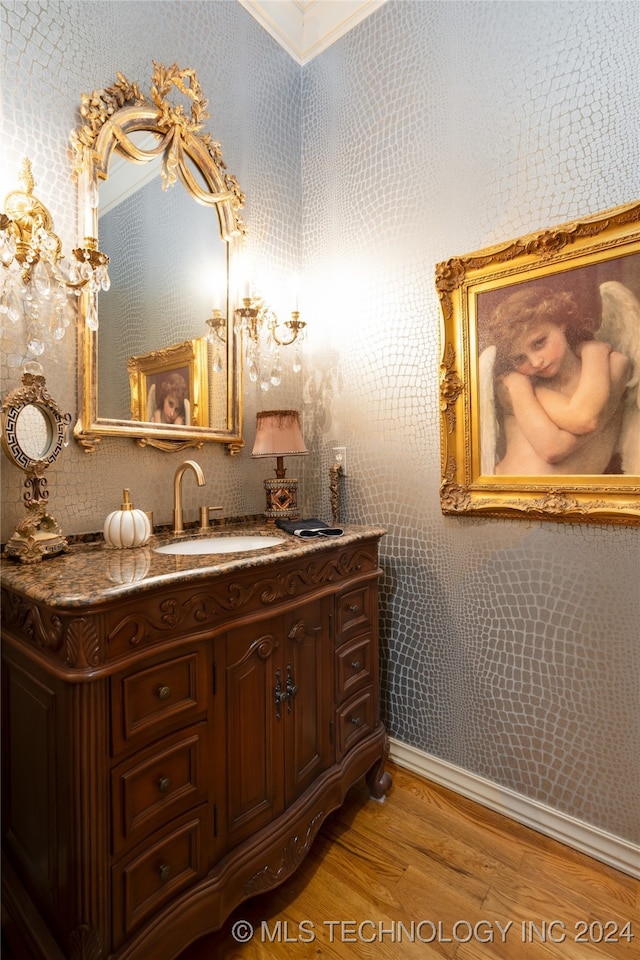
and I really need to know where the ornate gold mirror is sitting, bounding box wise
[71,62,245,453]
[2,369,72,562]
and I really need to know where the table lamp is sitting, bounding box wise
[251,410,308,521]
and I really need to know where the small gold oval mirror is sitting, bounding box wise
[71,62,245,453]
[1,370,72,562]
[14,403,53,461]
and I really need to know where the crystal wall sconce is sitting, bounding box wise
[206,294,306,391]
[0,158,109,360]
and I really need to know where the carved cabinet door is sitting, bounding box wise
[224,597,333,851]
[281,596,333,806]
[225,615,284,848]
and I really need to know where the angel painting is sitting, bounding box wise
[146,370,191,425]
[479,276,640,477]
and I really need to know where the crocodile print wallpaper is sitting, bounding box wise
[1,0,639,850]
[298,0,639,845]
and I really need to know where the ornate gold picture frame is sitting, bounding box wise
[437,201,640,525]
[128,337,209,447]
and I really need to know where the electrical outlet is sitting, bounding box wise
[333,446,347,475]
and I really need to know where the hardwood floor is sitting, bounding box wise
[177,761,639,959]
[3,761,638,959]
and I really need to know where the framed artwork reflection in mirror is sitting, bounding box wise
[128,337,208,444]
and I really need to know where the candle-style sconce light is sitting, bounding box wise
[0,158,110,359]
[206,290,306,391]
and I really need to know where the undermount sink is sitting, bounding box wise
[154,535,285,556]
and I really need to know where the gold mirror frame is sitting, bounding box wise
[70,62,245,453]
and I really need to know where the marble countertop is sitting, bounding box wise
[0,522,386,609]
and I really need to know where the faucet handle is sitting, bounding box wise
[199,505,223,533]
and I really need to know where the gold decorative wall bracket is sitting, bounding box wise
[0,159,109,289]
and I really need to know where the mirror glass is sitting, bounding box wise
[72,63,245,453]
[97,135,228,428]
[14,404,53,461]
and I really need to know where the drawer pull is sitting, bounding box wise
[158,776,172,794]
[348,603,359,613]
[351,660,361,671]
[350,715,363,728]
[158,863,172,883]
[157,685,172,701]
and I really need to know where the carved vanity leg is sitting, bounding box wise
[69,924,103,960]
[366,734,392,801]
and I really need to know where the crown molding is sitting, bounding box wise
[238,0,388,65]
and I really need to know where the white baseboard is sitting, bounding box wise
[388,738,640,880]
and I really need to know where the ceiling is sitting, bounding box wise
[237,0,388,65]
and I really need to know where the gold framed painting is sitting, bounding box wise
[128,338,209,430]
[436,200,640,525]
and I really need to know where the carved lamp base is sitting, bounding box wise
[262,476,300,522]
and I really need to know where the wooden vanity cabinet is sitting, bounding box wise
[1,533,390,960]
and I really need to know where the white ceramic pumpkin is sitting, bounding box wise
[103,489,151,549]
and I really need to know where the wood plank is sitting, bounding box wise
[177,761,639,959]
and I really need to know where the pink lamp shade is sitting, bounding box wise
[251,410,308,458]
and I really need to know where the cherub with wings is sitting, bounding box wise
[479,280,640,476]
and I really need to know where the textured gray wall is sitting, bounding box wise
[298,0,639,844]
[1,0,639,846]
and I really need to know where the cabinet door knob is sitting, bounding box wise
[157,685,172,700]
[348,603,358,613]
[158,776,172,794]
[351,715,363,728]
[351,660,361,671]
[158,864,172,883]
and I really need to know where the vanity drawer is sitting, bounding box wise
[112,807,207,944]
[335,687,374,759]
[335,634,372,702]
[335,584,374,640]
[111,647,208,756]
[111,725,207,856]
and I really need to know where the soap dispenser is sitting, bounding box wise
[103,489,151,549]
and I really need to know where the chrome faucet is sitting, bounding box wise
[173,460,206,534]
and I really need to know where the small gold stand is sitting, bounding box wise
[4,488,68,563]
[2,371,71,563]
